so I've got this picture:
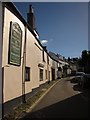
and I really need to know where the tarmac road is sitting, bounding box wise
[21,77,88,119]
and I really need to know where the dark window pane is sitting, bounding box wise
[25,67,30,81]
[40,69,43,81]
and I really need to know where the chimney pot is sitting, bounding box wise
[29,5,34,13]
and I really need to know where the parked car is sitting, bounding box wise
[75,72,85,83]
[78,74,90,88]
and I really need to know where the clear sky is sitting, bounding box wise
[14,2,88,58]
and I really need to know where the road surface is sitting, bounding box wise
[21,77,88,119]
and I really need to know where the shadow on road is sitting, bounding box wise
[73,84,89,99]
[66,77,88,94]
[67,78,89,103]
[73,84,84,91]
[20,93,88,119]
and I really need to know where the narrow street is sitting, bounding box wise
[21,77,88,119]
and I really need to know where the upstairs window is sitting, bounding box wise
[25,67,30,81]
[42,50,45,62]
[47,56,49,64]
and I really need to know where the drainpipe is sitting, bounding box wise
[0,2,3,119]
[22,25,27,103]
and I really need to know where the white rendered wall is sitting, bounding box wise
[2,7,25,102]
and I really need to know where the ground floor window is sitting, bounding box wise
[49,71,50,80]
[58,67,62,71]
[45,70,47,79]
[25,67,30,81]
[40,69,43,81]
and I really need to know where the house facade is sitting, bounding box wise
[0,2,62,117]
[49,52,72,78]
[0,2,77,118]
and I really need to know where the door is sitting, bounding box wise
[52,68,55,80]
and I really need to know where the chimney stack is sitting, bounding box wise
[27,5,35,30]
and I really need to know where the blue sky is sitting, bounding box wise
[14,2,88,58]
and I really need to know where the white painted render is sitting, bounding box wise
[2,6,53,103]
[2,7,25,102]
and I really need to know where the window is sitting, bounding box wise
[45,70,47,79]
[47,56,49,64]
[58,67,62,71]
[42,50,45,62]
[25,67,30,81]
[40,69,43,81]
[49,71,50,80]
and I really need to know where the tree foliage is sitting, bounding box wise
[80,50,90,73]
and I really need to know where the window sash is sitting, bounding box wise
[40,69,43,81]
[25,67,30,81]
[45,70,47,79]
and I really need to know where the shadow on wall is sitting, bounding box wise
[21,93,88,119]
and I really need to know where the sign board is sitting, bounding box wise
[38,63,44,68]
[0,2,2,119]
[8,22,22,66]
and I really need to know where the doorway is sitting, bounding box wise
[51,68,55,80]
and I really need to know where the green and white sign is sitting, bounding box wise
[8,22,22,66]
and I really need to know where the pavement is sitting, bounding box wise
[20,76,88,119]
